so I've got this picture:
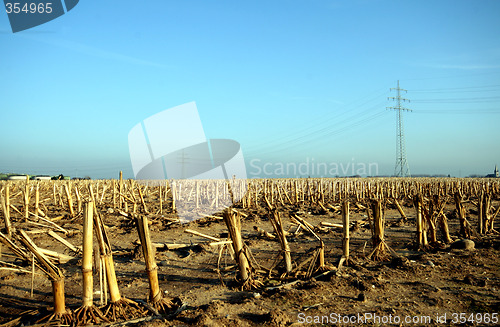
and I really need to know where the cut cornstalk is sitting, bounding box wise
[101,252,147,320]
[113,180,117,208]
[119,171,124,209]
[64,184,75,217]
[171,181,176,211]
[317,201,328,212]
[5,184,9,217]
[490,205,500,232]
[454,192,470,238]
[432,195,452,244]
[99,184,107,204]
[269,209,292,275]
[135,214,175,313]
[292,214,315,231]
[159,187,163,215]
[138,186,149,214]
[223,209,260,289]
[394,199,407,220]
[18,230,72,325]
[75,185,82,214]
[0,231,30,262]
[24,176,30,220]
[88,185,146,321]
[439,212,453,244]
[422,203,437,244]
[53,183,57,206]
[293,214,328,273]
[414,194,427,249]
[74,202,108,325]
[1,194,12,239]
[35,182,39,220]
[294,180,299,203]
[342,200,350,262]
[51,278,69,320]
[478,191,484,234]
[320,222,343,228]
[368,199,392,261]
[184,229,221,242]
[482,193,492,233]
[47,230,81,254]
[38,247,75,264]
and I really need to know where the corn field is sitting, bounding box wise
[0,176,499,325]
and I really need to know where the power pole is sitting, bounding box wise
[387,80,412,177]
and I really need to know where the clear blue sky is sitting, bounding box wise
[1,0,499,179]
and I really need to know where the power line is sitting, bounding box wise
[411,84,500,93]
[243,88,390,154]
[387,80,411,177]
[414,108,500,114]
[409,83,500,114]
[245,102,388,158]
[402,70,500,81]
[412,96,500,103]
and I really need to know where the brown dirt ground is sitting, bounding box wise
[1,197,499,327]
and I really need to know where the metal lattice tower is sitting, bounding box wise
[387,80,412,177]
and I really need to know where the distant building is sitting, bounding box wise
[485,165,499,178]
[32,175,52,180]
[7,175,28,180]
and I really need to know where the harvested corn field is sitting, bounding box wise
[0,177,499,326]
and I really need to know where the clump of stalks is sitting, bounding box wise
[222,209,262,290]
[291,214,331,277]
[88,185,146,321]
[74,202,108,325]
[413,194,429,250]
[264,195,294,278]
[367,199,394,261]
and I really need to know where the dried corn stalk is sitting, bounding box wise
[368,199,393,261]
[88,185,146,320]
[18,230,72,325]
[136,214,176,313]
[223,209,261,289]
[74,202,108,325]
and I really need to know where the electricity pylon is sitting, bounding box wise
[387,80,412,177]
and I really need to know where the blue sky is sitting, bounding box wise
[1,0,499,179]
